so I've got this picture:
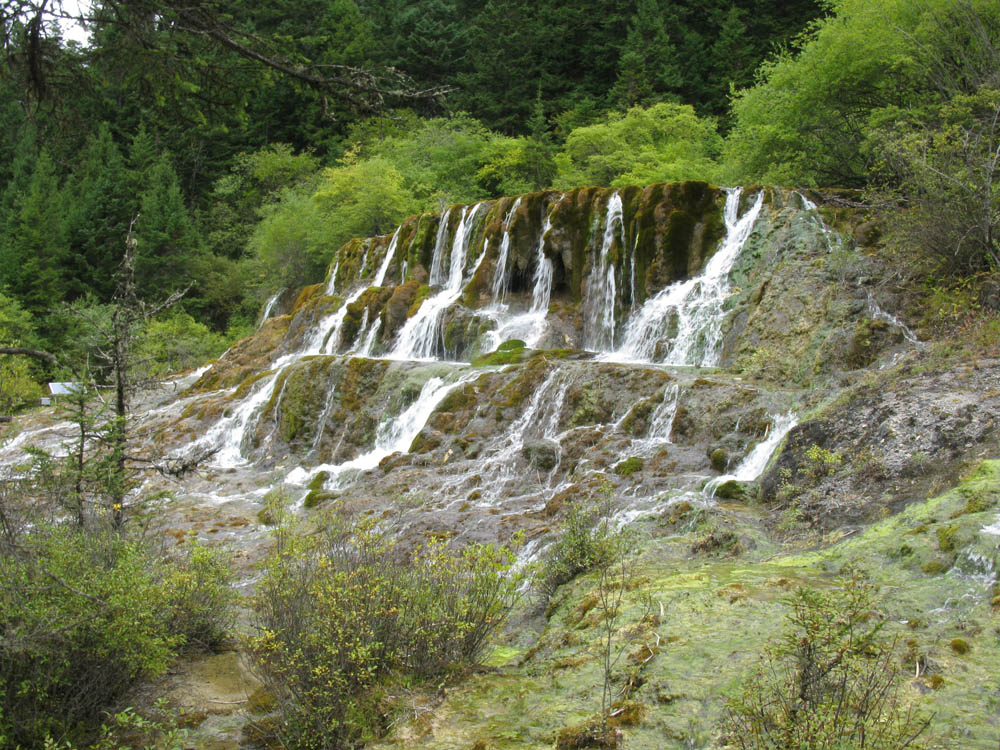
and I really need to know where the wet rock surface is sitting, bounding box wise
[6,184,997,749]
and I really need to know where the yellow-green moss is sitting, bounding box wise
[615,456,643,476]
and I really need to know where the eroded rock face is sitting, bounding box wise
[151,182,945,548]
[759,359,1000,529]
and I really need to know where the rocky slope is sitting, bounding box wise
[5,181,999,748]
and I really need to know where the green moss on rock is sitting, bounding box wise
[615,456,643,476]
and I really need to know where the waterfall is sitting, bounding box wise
[372,227,401,288]
[480,197,560,352]
[865,290,921,345]
[584,192,624,351]
[481,367,570,499]
[531,205,556,315]
[490,198,522,308]
[195,366,287,467]
[428,208,454,286]
[258,291,282,328]
[325,260,340,295]
[345,228,402,354]
[389,204,485,360]
[704,411,797,496]
[796,192,840,252]
[647,383,680,441]
[287,368,480,488]
[612,188,763,366]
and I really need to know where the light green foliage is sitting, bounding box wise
[723,0,922,187]
[0,522,225,748]
[0,292,43,412]
[135,311,229,376]
[206,144,320,262]
[248,515,523,749]
[313,155,420,240]
[353,113,491,206]
[553,103,722,189]
[869,86,1000,273]
[352,112,549,206]
[540,499,616,600]
[803,444,842,481]
[248,186,334,291]
[250,152,420,291]
[158,541,238,650]
[724,0,1000,195]
[723,572,929,749]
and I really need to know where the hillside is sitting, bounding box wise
[6,182,994,747]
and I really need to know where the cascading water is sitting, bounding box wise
[325,259,340,295]
[647,383,681,442]
[480,195,560,351]
[287,368,480,488]
[704,411,797,496]
[866,290,922,345]
[490,198,522,308]
[584,192,624,352]
[612,188,764,366]
[194,365,287,467]
[258,291,282,328]
[428,208,454,287]
[346,228,402,354]
[389,204,485,360]
[479,367,570,499]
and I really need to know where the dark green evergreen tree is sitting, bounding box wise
[135,154,200,299]
[62,125,136,301]
[611,0,683,108]
[523,88,557,190]
[709,5,757,108]
[1,150,68,317]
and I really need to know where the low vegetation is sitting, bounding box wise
[247,513,524,749]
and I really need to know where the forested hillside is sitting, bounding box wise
[2,1,1000,749]
[0,0,825,392]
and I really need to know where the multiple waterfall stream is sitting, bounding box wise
[184,185,818,532]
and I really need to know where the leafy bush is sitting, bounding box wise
[158,541,238,651]
[135,311,229,376]
[247,516,523,749]
[0,525,176,747]
[0,496,236,747]
[722,572,929,749]
[553,102,722,188]
[539,500,616,601]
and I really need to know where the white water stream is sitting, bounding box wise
[390,204,486,360]
[704,411,798,496]
[584,192,624,351]
[481,196,559,351]
[287,368,480,488]
[610,188,763,365]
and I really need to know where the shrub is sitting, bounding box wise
[158,541,238,651]
[0,495,237,749]
[539,500,616,600]
[247,516,523,750]
[0,524,178,748]
[722,571,930,749]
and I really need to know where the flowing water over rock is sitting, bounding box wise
[611,188,763,365]
[5,182,999,750]
[2,182,934,556]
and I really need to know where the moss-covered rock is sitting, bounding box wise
[614,456,643,476]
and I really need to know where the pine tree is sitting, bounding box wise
[524,87,557,190]
[62,125,136,301]
[709,6,757,113]
[135,154,200,298]
[611,0,683,108]
[3,150,69,316]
